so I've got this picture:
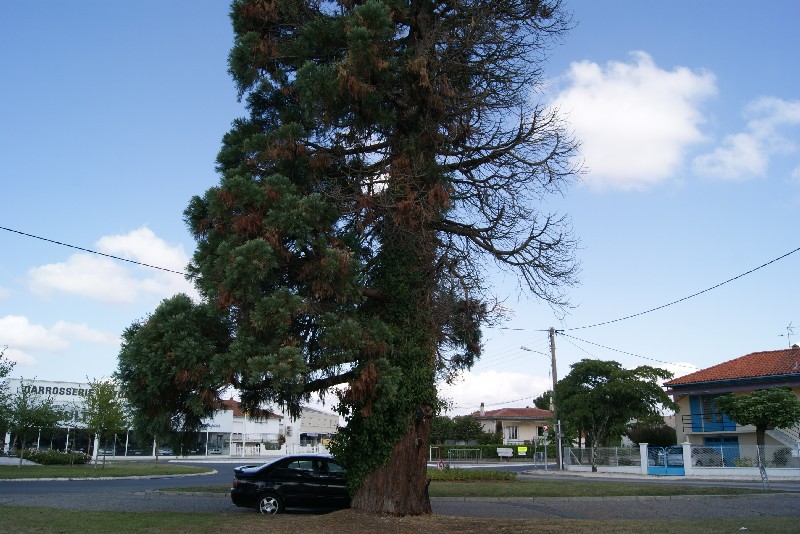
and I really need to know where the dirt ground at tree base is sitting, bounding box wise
[224,508,796,534]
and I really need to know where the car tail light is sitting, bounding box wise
[232,479,239,489]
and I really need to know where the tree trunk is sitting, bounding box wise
[351,408,433,515]
[756,424,767,467]
[17,434,26,468]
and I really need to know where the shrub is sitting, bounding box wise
[428,468,516,481]
[772,447,791,467]
[21,449,89,465]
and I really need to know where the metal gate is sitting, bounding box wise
[647,446,685,476]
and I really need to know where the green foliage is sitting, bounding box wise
[4,380,67,465]
[127,0,578,514]
[115,295,230,461]
[83,379,130,467]
[626,422,677,447]
[430,415,488,444]
[533,390,553,411]
[0,347,14,428]
[716,386,800,431]
[716,386,800,448]
[772,447,791,467]
[556,359,676,457]
[22,449,89,465]
[428,468,516,481]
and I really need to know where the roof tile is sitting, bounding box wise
[470,407,552,419]
[665,347,800,386]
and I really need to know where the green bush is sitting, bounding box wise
[772,448,791,467]
[21,449,89,465]
[428,468,516,481]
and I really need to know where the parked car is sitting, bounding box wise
[208,446,222,455]
[692,446,724,467]
[157,447,174,456]
[230,454,349,514]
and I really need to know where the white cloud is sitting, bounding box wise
[438,370,552,416]
[551,51,717,190]
[790,165,800,183]
[2,347,37,367]
[693,97,800,180]
[26,227,198,305]
[0,316,120,371]
[51,321,119,345]
[0,315,70,352]
[96,227,189,274]
[660,362,698,382]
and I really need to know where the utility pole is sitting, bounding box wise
[548,327,562,470]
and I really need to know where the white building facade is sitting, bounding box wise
[2,378,340,458]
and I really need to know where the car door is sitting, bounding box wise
[313,458,349,508]
[270,459,317,507]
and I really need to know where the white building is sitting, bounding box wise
[2,378,340,458]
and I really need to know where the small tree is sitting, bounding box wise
[0,348,15,447]
[83,379,129,469]
[115,294,230,466]
[5,380,66,466]
[533,391,553,411]
[626,421,677,448]
[429,416,455,445]
[452,416,485,442]
[716,386,800,465]
[556,359,676,472]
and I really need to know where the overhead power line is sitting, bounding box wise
[566,245,800,331]
[3,225,797,336]
[561,333,696,369]
[0,225,190,277]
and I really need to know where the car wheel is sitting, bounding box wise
[258,493,284,514]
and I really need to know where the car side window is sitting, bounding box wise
[319,460,346,479]
[285,459,314,475]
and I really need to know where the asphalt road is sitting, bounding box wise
[1,459,798,520]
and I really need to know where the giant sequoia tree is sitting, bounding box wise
[131,0,578,515]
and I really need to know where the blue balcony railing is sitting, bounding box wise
[682,414,737,433]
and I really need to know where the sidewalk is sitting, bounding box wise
[0,456,37,466]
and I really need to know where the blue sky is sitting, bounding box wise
[1,1,798,416]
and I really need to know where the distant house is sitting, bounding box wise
[470,403,552,445]
[664,345,800,460]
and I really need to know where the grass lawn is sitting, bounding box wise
[0,461,212,479]
[167,477,778,498]
[1,507,798,534]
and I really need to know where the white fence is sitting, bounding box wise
[565,443,800,478]
[567,447,641,467]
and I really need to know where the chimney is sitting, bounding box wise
[480,402,485,417]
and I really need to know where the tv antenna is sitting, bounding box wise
[780,322,795,347]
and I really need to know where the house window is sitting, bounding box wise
[701,395,723,423]
[505,426,518,440]
[689,394,736,432]
[537,426,544,436]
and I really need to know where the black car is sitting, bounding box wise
[230,454,350,514]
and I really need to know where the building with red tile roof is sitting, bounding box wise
[664,345,800,457]
[469,403,553,445]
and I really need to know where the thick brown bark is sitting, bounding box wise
[350,407,433,515]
